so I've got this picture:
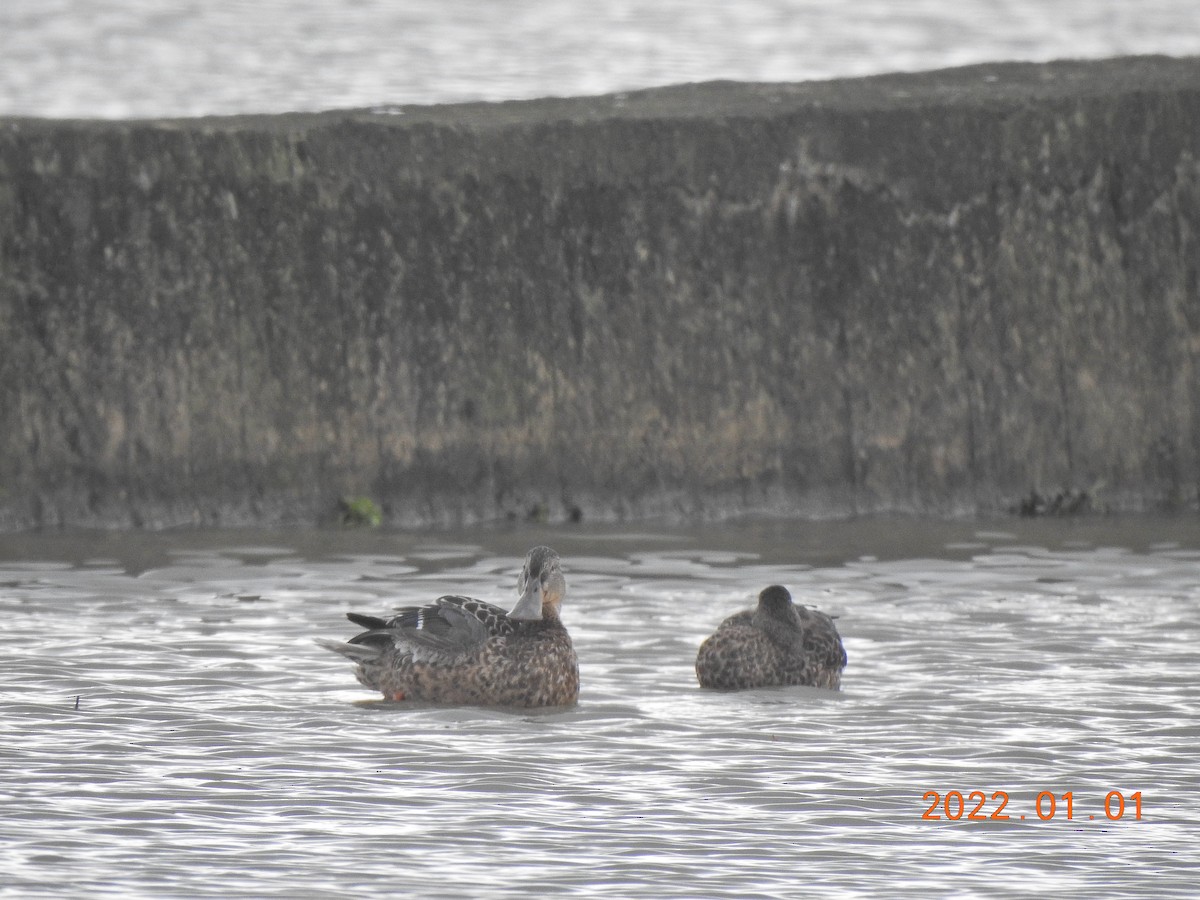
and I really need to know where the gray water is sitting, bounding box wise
[2,0,1200,118]
[2,517,1198,897]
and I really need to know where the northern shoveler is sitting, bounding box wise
[318,546,578,707]
[695,585,846,690]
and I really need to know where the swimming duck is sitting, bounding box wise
[695,585,846,690]
[318,546,578,707]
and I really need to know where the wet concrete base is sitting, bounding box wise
[2,56,1199,529]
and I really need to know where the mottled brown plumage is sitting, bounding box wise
[696,585,846,691]
[318,546,578,708]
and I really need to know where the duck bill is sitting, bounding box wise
[509,579,544,620]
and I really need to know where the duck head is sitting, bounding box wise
[509,546,567,621]
[754,584,801,628]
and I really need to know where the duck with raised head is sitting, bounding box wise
[695,585,846,691]
[318,546,578,708]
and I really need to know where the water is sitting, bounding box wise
[1,517,1198,897]
[2,0,1199,119]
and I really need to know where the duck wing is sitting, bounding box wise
[797,606,848,670]
[346,595,518,665]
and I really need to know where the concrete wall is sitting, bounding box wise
[2,56,1198,529]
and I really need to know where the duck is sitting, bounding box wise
[317,546,578,708]
[695,585,846,690]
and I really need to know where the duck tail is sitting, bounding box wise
[346,612,389,630]
[314,637,383,663]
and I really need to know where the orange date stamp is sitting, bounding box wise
[922,790,1143,822]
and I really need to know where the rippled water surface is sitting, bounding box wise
[2,0,1199,118]
[2,517,1198,897]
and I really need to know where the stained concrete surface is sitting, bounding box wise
[1,56,1198,529]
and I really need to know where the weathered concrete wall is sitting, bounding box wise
[1,56,1199,529]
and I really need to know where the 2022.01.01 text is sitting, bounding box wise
[921,790,1143,821]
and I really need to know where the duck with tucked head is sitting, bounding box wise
[318,546,578,708]
[695,585,846,691]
